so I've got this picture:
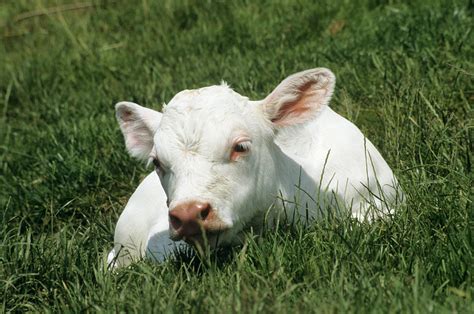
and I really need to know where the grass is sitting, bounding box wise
[1,0,472,312]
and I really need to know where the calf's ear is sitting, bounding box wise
[115,101,162,161]
[262,68,335,127]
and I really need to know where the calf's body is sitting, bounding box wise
[108,68,402,267]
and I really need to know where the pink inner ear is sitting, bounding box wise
[121,110,133,121]
[271,82,321,126]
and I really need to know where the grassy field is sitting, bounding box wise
[1,0,473,312]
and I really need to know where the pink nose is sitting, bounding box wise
[169,202,211,237]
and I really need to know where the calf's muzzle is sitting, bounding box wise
[168,201,211,238]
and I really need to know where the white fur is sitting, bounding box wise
[107,172,186,268]
[109,68,403,267]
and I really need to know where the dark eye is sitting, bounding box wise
[234,143,249,153]
[152,158,161,170]
[230,141,251,161]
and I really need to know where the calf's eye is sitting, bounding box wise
[152,158,161,170]
[230,140,251,161]
[234,143,249,153]
[152,158,167,175]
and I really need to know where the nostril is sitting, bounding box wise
[169,213,182,230]
[200,204,210,220]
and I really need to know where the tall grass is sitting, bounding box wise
[1,0,472,312]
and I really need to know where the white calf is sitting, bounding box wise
[108,68,402,267]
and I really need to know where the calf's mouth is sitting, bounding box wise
[179,229,227,247]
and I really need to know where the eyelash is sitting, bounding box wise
[234,142,250,153]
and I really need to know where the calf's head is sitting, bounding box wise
[116,68,335,246]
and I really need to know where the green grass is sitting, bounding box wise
[1,0,473,312]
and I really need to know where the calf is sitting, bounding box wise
[108,68,403,267]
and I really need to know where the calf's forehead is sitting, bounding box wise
[159,85,253,134]
[154,86,258,154]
